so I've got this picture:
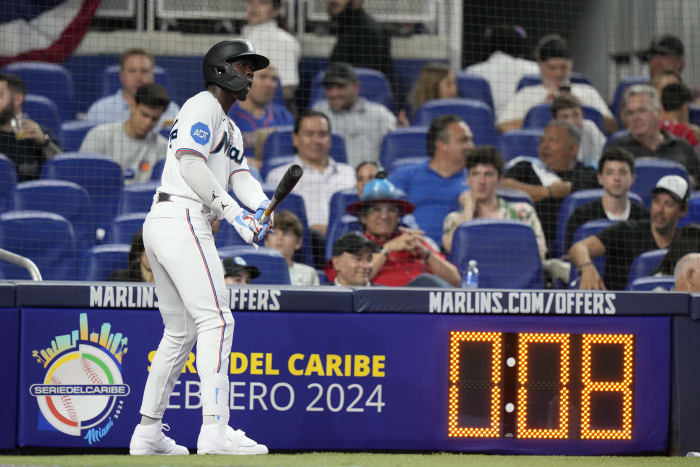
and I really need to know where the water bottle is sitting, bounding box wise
[462,260,479,289]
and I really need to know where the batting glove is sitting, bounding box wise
[230,211,264,244]
[253,200,273,242]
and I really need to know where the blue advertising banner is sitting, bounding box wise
[0,308,19,449]
[16,307,670,454]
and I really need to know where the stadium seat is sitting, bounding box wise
[690,105,700,126]
[118,181,159,214]
[60,120,98,153]
[569,219,615,283]
[310,67,393,109]
[0,211,77,280]
[678,191,700,227]
[0,154,17,212]
[2,62,76,121]
[610,75,649,123]
[627,275,675,291]
[626,249,667,288]
[523,103,604,133]
[414,98,498,147]
[100,64,175,98]
[455,71,494,110]
[106,213,147,244]
[22,94,61,140]
[82,244,130,281]
[261,126,347,170]
[631,158,688,208]
[498,129,543,162]
[261,155,294,181]
[379,127,429,174]
[12,180,94,252]
[217,245,291,285]
[328,188,359,238]
[515,72,593,91]
[151,158,166,181]
[40,153,124,241]
[447,219,543,289]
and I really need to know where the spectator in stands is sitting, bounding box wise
[312,62,396,168]
[607,84,698,185]
[660,83,700,153]
[107,229,154,283]
[330,232,378,286]
[442,146,547,259]
[327,0,392,84]
[80,84,169,185]
[355,160,378,197]
[564,147,648,251]
[651,69,682,96]
[242,0,301,102]
[502,120,598,250]
[85,48,179,126]
[0,73,61,181]
[339,176,460,287]
[570,175,689,290]
[674,253,700,293]
[227,65,293,168]
[400,63,458,124]
[497,34,616,134]
[551,93,606,168]
[266,110,354,236]
[222,256,260,285]
[653,224,700,276]
[637,34,685,78]
[264,210,320,286]
[466,24,539,118]
[390,115,474,245]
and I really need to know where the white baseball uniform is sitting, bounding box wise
[138,90,268,423]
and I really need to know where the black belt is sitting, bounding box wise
[157,192,172,203]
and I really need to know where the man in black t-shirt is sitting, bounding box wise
[565,147,648,250]
[570,175,689,290]
[502,120,599,251]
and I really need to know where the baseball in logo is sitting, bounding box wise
[29,313,130,444]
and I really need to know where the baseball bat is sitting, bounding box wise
[259,164,303,224]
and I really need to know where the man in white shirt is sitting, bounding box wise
[312,62,396,168]
[266,110,355,235]
[497,34,616,135]
[85,48,179,127]
[80,83,169,184]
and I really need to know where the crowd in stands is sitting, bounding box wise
[0,0,699,291]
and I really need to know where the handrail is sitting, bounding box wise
[0,248,42,281]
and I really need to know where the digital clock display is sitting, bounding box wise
[448,331,634,440]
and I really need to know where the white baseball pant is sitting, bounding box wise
[139,195,233,422]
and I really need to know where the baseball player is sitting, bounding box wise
[128,40,272,456]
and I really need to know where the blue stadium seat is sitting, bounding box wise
[499,129,543,162]
[455,71,494,110]
[310,67,393,109]
[631,158,688,207]
[217,245,291,285]
[516,72,593,91]
[627,249,667,288]
[328,188,359,238]
[678,191,700,227]
[60,120,98,153]
[0,154,17,212]
[40,153,124,241]
[82,244,131,281]
[12,180,94,252]
[448,219,543,289]
[106,213,147,245]
[261,126,347,168]
[690,105,700,126]
[119,181,159,214]
[0,211,77,280]
[379,126,429,174]
[569,219,615,283]
[151,158,166,181]
[2,62,76,121]
[22,94,61,140]
[100,64,175,98]
[523,103,604,133]
[414,98,498,147]
[261,155,294,181]
[611,76,649,123]
[627,275,675,291]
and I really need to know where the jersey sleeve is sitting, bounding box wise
[171,98,218,161]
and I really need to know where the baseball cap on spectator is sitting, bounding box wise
[651,175,690,205]
[222,256,261,279]
[534,34,570,62]
[321,62,358,87]
[637,34,684,61]
[345,175,415,216]
[332,233,380,258]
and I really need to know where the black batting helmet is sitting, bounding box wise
[202,40,269,95]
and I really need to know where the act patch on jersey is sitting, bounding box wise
[190,122,211,145]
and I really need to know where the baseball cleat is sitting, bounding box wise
[197,423,268,455]
[129,422,189,455]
